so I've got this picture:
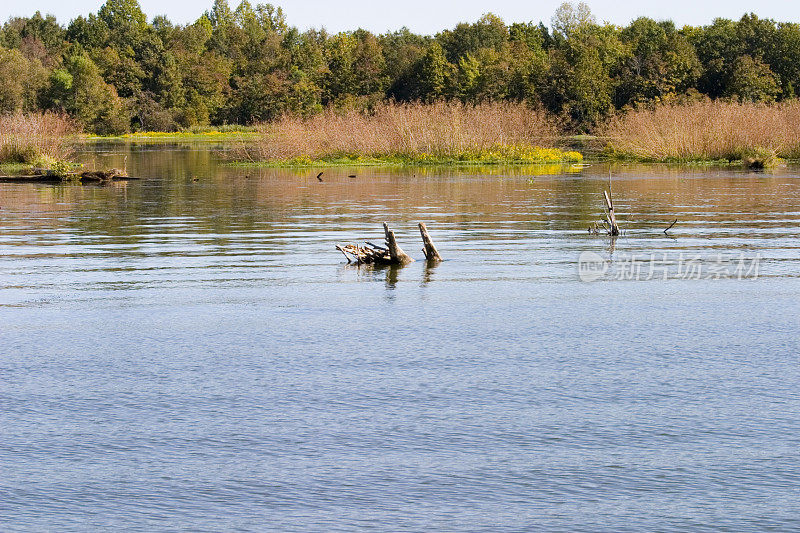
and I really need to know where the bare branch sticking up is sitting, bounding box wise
[603,190,620,236]
[418,222,442,261]
[383,222,414,264]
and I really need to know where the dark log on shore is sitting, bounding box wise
[0,168,139,183]
[0,175,63,183]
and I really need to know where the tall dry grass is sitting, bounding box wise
[250,101,560,161]
[600,100,800,162]
[0,111,77,165]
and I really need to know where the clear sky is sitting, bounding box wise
[2,0,800,34]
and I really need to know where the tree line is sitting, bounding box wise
[1,0,798,134]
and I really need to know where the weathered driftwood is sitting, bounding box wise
[604,190,620,236]
[418,222,442,261]
[336,223,420,265]
[336,243,391,264]
[588,190,622,236]
[383,222,413,264]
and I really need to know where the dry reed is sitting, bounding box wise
[0,111,77,165]
[600,100,800,162]
[250,101,563,162]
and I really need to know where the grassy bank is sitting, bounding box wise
[600,100,800,166]
[0,112,77,171]
[85,127,258,143]
[240,102,582,166]
[0,162,29,174]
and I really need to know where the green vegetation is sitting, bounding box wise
[2,1,800,136]
[235,147,583,168]
[85,130,258,142]
[0,162,29,173]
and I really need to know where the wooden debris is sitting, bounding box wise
[80,168,126,182]
[336,243,390,264]
[418,222,442,261]
[603,190,620,236]
[589,189,622,236]
[383,222,414,264]
[664,219,678,234]
[336,223,418,265]
[0,168,137,183]
[588,221,606,235]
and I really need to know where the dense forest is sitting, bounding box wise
[1,0,799,134]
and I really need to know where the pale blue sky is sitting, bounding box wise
[2,0,799,34]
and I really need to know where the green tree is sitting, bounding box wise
[65,14,110,50]
[616,18,701,106]
[691,18,742,97]
[507,23,548,102]
[543,19,623,130]
[1,12,66,68]
[41,51,129,134]
[437,13,508,63]
[773,23,800,98]
[0,47,48,112]
[726,55,780,102]
[409,42,451,101]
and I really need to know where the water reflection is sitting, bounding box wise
[421,259,440,286]
[2,143,800,307]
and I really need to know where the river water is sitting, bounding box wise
[2,143,799,531]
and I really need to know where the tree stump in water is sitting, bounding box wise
[383,222,413,264]
[337,222,443,265]
[418,222,442,261]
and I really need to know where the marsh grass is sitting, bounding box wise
[600,100,800,164]
[0,112,77,166]
[246,101,581,165]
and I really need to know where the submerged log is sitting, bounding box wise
[80,168,127,181]
[336,223,418,265]
[418,222,442,261]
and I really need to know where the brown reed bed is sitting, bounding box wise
[245,101,581,165]
[0,111,78,166]
[599,100,800,165]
